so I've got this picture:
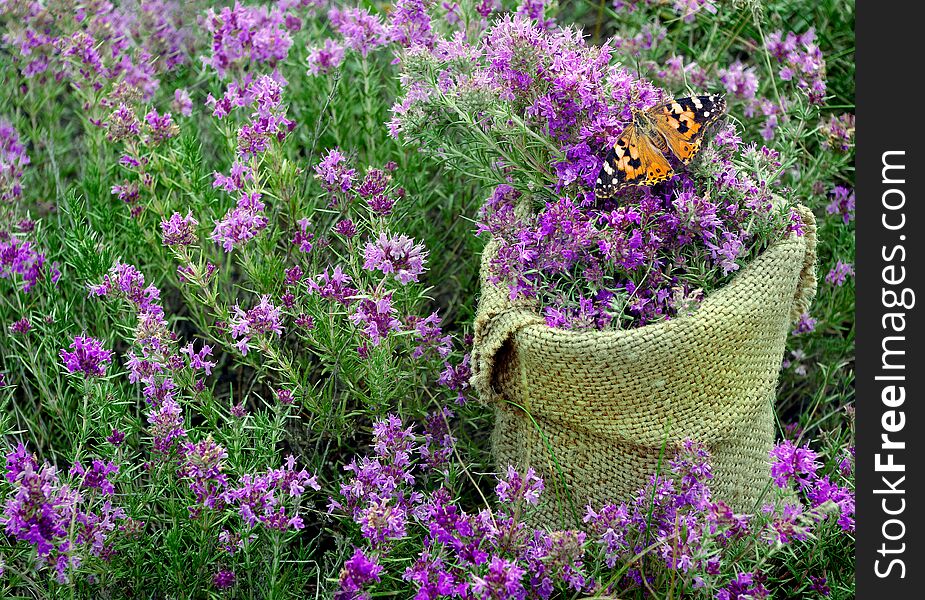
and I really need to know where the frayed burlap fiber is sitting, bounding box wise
[470,205,817,530]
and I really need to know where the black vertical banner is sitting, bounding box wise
[856,1,923,596]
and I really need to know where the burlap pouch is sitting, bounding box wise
[470,205,817,529]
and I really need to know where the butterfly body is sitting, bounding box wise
[595,95,727,200]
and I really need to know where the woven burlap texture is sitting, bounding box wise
[471,205,817,530]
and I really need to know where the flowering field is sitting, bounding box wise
[0,1,855,598]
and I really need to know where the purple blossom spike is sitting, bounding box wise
[363,232,428,285]
[60,336,112,378]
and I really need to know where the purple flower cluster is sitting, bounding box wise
[363,232,428,285]
[2,444,126,583]
[207,73,295,158]
[59,335,113,378]
[0,119,29,203]
[1,235,60,293]
[349,294,402,347]
[330,413,591,599]
[173,88,193,117]
[143,109,179,146]
[438,352,472,405]
[222,455,320,531]
[90,262,196,455]
[9,317,31,335]
[179,436,229,515]
[70,459,119,495]
[310,266,359,306]
[826,185,855,224]
[821,113,855,152]
[387,0,436,49]
[584,441,715,582]
[314,147,357,198]
[213,569,237,589]
[825,260,854,287]
[211,192,269,252]
[229,294,284,355]
[716,572,769,600]
[717,61,760,103]
[392,16,795,329]
[392,14,666,193]
[337,548,383,600]
[2,0,191,100]
[307,39,346,76]
[766,28,827,104]
[478,135,790,328]
[409,312,453,359]
[769,440,854,532]
[328,7,388,57]
[793,312,817,335]
[203,2,295,77]
[160,210,199,247]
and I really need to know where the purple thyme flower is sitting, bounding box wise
[766,28,827,104]
[275,388,295,405]
[204,3,294,77]
[495,465,545,506]
[825,260,854,287]
[148,399,186,454]
[161,211,199,247]
[310,266,358,306]
[179,437,229,512]
[388,0,437,49]
[222,455,320,531]
[2,444,126,583]
[229,295,283,356]
[307,39,346,76]
[89,262,164,317]
[107,429,126,446]
[470,555,527,600]
[69,459,119,495]
[337,548,383,599]
[172,88,193,117]
[60,335,112,378]
[334,219,357,239]
[409,312,452,359]
[439,353,471,405]
[0,119,30,202]
[809,575,831,596]
[213,569,236,589]
[826,185,855,224]
[792,312,817,335]
[420,407,456,471]
[315,147,356,195]
[717,61,759,101]
[211,192,269,252]
[821,113,854,152]
[1,236,57,293]
[363,232,428,285]
[349,294,402,347]
[144,109,178,146]
[213,161,254,192]
[179,342,216,376]
[769,440,820,490]
[716,571,770,600]
[328,7,388,57]
[9,317,31,335]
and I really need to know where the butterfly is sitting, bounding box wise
[594,95,727,200]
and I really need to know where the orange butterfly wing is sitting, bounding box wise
[649,95,726,164]
[595,124,674,199]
